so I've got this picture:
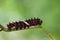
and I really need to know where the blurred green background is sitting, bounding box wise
[0,0,60,40]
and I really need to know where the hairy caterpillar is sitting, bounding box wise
[7,18,42,31]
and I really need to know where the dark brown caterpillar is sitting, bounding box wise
[7,18,42,31]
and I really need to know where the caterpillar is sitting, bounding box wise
[7,18,42,31]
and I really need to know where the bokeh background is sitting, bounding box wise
[0,0,60,40]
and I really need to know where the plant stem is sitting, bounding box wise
[43,29,56,40]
